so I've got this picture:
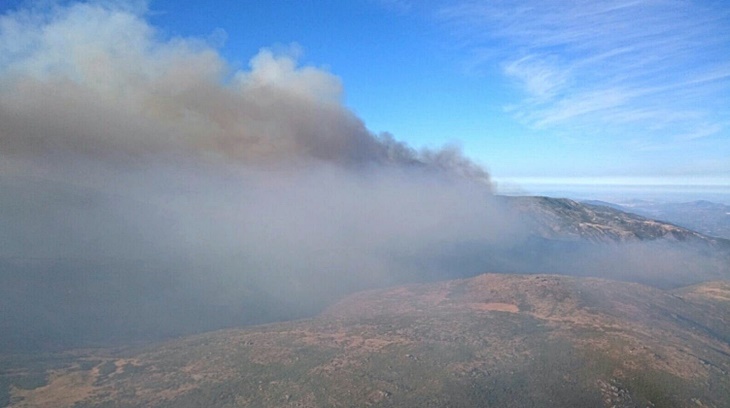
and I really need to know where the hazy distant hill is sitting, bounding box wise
[4,273,729,407]
[582,199,730,240]
[501,195,724,245]
[480,196,730,288]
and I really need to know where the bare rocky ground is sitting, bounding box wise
[3,273,729,407]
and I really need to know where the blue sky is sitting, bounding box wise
[2,0,729,190]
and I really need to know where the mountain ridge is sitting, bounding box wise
[500,195,725,245]
[580,198,730,240]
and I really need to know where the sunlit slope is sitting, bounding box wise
[501,195,726,245]
[486,196,730,288]
[583,199,730,240]
[6,274,729,407]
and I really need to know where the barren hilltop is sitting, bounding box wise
[5,274,729,407]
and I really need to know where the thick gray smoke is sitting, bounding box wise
[0,2,502,350]
[0,2,726,352]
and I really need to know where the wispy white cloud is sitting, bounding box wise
[502,55,570,101]
[438,0,730,146]
[531,87,637,128]
[674,122,723,141]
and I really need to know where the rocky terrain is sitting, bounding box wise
[500,196,725,245]
[478,196,730,289]
[583,199,730,240]
[3,273,729,407]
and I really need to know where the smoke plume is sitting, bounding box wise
[0,1,501,351]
